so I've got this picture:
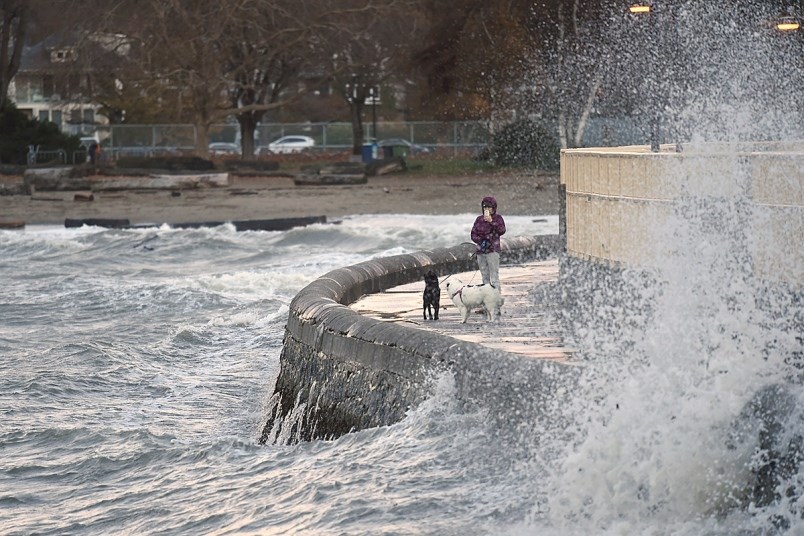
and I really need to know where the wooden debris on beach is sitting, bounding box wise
[366,157,406,177]
[23,167,91,194]
[65,218,131,229]
[64,216,326,232]
[0,220,25,229]
[0,182,26,196]
[90,173,231,191]
[294,162,367,185]
[221,160,280,173]
[22,166,231,193]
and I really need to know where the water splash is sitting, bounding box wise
[538,144,802,533]
[528,3,804,528]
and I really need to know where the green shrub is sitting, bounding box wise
[0,101,81,164]
[484,119,560,171]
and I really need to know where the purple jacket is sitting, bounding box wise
[471,196,506,253]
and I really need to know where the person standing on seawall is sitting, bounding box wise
[471,196,506,291]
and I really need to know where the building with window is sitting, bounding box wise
[8,33,107,135]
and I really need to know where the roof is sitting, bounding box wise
[18,32,78,72]
[18,31,128,73]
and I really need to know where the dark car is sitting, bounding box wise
[377,138,431,157]
[208,142,241,156]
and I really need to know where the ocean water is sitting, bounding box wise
[2,209,801,535]
[2,214,560,535]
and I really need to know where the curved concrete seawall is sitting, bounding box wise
[560,141,803,289]
[557,141,803,341]
[260,235,575,443]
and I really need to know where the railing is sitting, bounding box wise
[27,147,66,165]
[72,150,86,165]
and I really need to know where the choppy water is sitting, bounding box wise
[2,210,801,535]
[1,215,557,535]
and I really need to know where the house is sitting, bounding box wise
[8,32,126,136]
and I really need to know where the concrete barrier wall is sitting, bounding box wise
[260,235,575,443]
[560,142,804,288]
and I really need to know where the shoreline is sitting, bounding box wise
[0,171,560,226]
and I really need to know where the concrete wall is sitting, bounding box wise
[260,235,576,443]
[560,141,804,288]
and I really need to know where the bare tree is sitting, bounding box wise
[414,0,539,121]
[324,0,427,156]
[537,0,614,148]
[77,0,282,155]
[129,1,240,155]
[415,0,617,148]
[222,1,315,158]
[0,0,28,105]
[86,0,422,157]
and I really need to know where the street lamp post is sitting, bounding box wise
[628,2,662,152]
[776,16,801,31]
[775,1,802,32]
[627,1,802,148]
[346,78,380,140]
[345,76,382,160]
[774,2,803,131]
[367,86,379,141]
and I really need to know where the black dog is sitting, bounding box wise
[423,270,440,320]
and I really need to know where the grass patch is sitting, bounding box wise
[264,155,545,177]
[273,156,500,176]
[405,158,497,176]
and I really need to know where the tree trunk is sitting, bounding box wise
[0,6,26,105]
[238,112,258,159]
[558,111,568,149]
[350,101,365,156]
[572,70,603,148]
[195,121,210,157]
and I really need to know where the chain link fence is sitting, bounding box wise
[86,121,492,158]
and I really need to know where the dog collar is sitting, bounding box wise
[449,288,464,303]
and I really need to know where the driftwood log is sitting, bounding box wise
[294,161,368,185]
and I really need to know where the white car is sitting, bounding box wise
[262,135,315,154]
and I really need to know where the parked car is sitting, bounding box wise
[377,138,431,156]
[208,142,241,156]
[260,135,315,155]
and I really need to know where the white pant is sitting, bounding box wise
[477,252,500,291]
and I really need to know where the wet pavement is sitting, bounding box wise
[351,259,574,362]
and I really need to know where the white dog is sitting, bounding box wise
[444,278,504,323]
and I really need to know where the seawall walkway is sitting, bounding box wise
[260,235,580,444]
[351,259,573,362]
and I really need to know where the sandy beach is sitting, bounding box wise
[0,170,559,226]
